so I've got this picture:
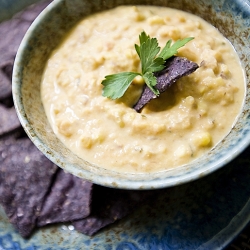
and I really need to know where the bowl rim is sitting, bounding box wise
[12,0,250,190]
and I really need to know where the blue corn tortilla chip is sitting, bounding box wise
[0,17,32,68]
[0,1,52,70]
[14,0,52,22]
[0,105,21,136]
[0,70,12,100]
[37,169,93,226]
[0,135,58,238]
[73,186,154,236]
[0,1,52,104]
[133,56,199,112]
[0,0,52,100]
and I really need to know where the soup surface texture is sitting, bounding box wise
[41,6,245,173]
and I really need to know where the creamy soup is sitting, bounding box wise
[41,6,245,173]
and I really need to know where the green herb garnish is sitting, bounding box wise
[101,31,194,99]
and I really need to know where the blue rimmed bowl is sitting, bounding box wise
[12,0,250,190]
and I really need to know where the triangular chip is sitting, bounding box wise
[0,70,12,100]
[0,105,21,136]
[0,136,58,237]
[73,186,154,236]
[37,169,93,226]
[133,56,199,111]
[0,1,52,69]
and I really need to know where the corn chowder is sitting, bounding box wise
[41,6,245,173]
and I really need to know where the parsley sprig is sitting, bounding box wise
[101,31,193,99]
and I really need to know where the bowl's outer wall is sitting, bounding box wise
[13,0,250,189]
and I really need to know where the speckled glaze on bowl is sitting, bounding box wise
[12,0,250,190]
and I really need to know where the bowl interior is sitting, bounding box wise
[13,0,250,189]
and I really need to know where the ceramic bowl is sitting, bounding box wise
[12,0,250,190]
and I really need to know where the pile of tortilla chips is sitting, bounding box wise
[0,0,154,238]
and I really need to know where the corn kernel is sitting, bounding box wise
[178,49,197,62]
[197,85,206,94]
[57,120,73,137]
[185,96,195,107]
[200,49,218,71]
[204,119,215,130]
[132,75,145,85]
[80,136,92,149]
[164,16,171,22]
[174,145,192,158]
[53,103,65,115]
[194,21,201,29]
[117,119,125,128]
[152,124,166,133]
[53,108,60,115]
[182,119,192,129]
[169,28,181,40]
[123,113,136,124]
[213,51,223,62]
[57,71,70,87]
[220,64,231,78]
[92,131,106,143]
[131,6,145,21]
[122,24,129,31]
[147,16,165,25]
[158,144,167,153]
[125,49,138,60]
[94,56,105,67]
[129,160,139,167]
[192,132,212,147]
[215,77,225,87]
[158,27,180,40]
[176,14,186,22]
[198,101,208,116]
